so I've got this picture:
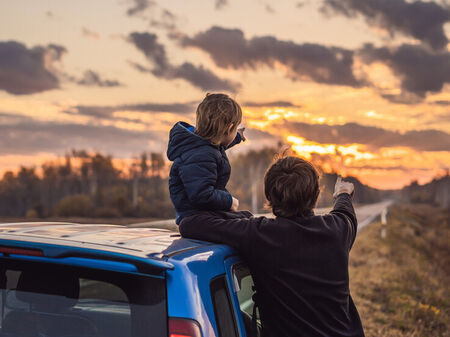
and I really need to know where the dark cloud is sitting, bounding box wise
[121,102,194,113]
[0,112,31,124]
[346,165,430,172]
[128,33,169,72]
[283,121,450,151]
[70,106,115,119]
[265,4,276,14]
[433,100,450,106]
[378,92,423,105]
[359,43,450,100]
[150,9,178,31]
[243,101,301,108]
[180,26,363,87]
[215,0,228,10]
[81,27,100,40]
[245,128,282,142]
[127,0,156,16]
[128,32,240,92]
[76,70,122,87]
[67,102,195,119]
[0,40,119,94]
[0,41,65,95]
[171,62,239,92]
[0,114,161,157]
[321,0,450,50]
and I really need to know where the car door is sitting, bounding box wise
[224,257,259,337]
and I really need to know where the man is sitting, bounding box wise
[179,156,365,337]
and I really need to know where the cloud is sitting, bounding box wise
[68,101,195,119]
[296,1,308,8]
[0,112,279,157]
[346,164,430,172]
[359,43,450,100]
[75,70,123,87]
[180,26,363,87]
[245,128,282,142]
[321,0,450,50]
[215,0,228,10]
[0,113,161,157]
[243,101,301,108]
[128,33,169,71]
[150,9,178,30]
[127,0,156,16]
[265,4,276,14]
[0,112,32,124]
[283,121,450,151]
[171,62,239,92]
[0,40,119,94]
[128,32,240,92]
[0,41,65,95]
[433,100,450,106]
[81,27,100,40]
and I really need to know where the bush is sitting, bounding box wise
[54,194,93,217]
[93,207,121,218]
[25,209,38,218]
[136,199,175,218]
[109,195,134,216]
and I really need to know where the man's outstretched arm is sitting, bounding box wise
[329,176,358,250]
[179,211,255,257]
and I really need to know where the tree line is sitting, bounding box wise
[0,150,172,219]
[0,148,397,219]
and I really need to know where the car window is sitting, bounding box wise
[231,263,263,337]
[0,260,167,337]
[79,278,128,302]
[232,264,256,317]
[210,276,239,337]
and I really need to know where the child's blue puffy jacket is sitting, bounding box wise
[167,121,241,224]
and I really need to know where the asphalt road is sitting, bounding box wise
[315,200,393,231]
[130,200,394,232]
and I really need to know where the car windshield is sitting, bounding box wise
[0,260,167,337]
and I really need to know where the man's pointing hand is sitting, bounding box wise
[333,175,354,198]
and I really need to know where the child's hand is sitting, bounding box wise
[231,196,240,211]
[238,127,246,142]
[333,176,354,198]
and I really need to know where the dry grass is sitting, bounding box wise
[350,204,450,337]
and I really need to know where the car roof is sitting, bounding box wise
[0,222,211,260]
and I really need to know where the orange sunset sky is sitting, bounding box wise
[1,0,449,189]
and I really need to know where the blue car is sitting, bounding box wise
[0,222,259,337]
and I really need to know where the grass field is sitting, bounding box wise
[350,204,450,337]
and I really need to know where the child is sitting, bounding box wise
[167,93,245,224]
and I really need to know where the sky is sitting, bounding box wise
[0,0,449,189]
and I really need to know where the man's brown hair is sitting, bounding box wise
[195,93,242,143]
[264,156,320,218]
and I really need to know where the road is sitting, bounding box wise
[314,200,393,231]
[130,200,394,232]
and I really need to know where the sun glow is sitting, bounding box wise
[263,108,299,121]
[286,135,375,161]
[285,134,450,189]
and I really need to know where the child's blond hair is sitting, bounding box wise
[195,93,242,143]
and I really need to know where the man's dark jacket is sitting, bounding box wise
[167,121,241,224]
[179,193,365,337]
